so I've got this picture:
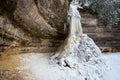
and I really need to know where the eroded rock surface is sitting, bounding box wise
[0,0,69,53]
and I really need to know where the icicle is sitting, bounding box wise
[64,23,67,32]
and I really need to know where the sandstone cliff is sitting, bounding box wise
[0,0,120,53]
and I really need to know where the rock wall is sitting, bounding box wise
[0,0,119,53]
[0,0,69,53]
[81,11,120,52]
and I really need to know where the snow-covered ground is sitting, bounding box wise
[0,52,120,80]
[16,52,120,80]
[103,52,120,80]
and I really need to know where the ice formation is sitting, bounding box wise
[51,0,109,80]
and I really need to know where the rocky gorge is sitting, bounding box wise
[0,0,120,54]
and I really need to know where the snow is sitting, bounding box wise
[103,53,120,80]
[16,52,120,80]
[17,53,83,80]
[51,34,109,80]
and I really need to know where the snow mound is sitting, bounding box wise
[50,34,109,80]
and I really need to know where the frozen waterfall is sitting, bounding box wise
[51,0,109,80]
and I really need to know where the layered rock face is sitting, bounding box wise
[0,0,69,53]
[0,0,119,53]
[81,11,120,52]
